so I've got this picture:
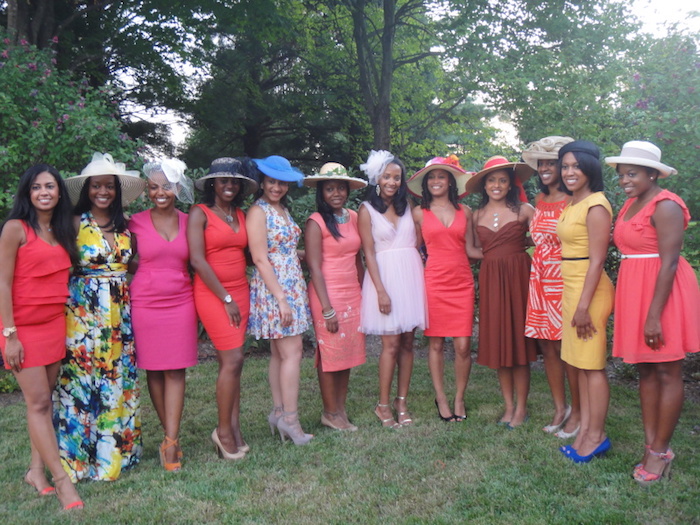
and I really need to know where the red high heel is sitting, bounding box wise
[24,468,55,496]
[633,448,675,485]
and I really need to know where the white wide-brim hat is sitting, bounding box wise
[463,156,532,195]
[407,156,473,198]
[521,136,575,170]
[303,162,368,190]
[65,152,146,206]
[605,141,677,178]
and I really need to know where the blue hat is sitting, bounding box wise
[253,155,305,186]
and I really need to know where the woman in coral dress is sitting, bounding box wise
[0,164,83,510]
[188,157,258,460]
[304,163,367,431]
[248,156,312,445]
[466,156,536,429]
[522,136,580,438]
[130,159,197,471]
[56,152,146,481]
[408,156,480,422]
[607,141,700,484]
[556,141,614,464]
[359,150,427,429]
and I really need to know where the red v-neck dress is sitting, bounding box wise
[422,207,475,337]
[612,190,700,363]
[129,209,197,370]
[0,221,71,369]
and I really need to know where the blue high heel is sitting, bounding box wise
[567,438,611,463]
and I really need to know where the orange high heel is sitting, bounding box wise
[54,475,84,511]
[159,436,182,472]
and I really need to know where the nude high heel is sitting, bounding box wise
[268,406,283,436]
[276,411,313,446]
[211,428,245,460]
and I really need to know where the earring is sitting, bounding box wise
[375,185,381,196]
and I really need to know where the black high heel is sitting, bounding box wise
[435,399,456,422]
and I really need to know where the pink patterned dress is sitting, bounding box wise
[307,211,365,372]
[525,198,567,340]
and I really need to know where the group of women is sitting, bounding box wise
[0,139,698,511]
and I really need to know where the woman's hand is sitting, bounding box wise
[324,313,339,333]
[643,315,664,350]
[571,306,597,341]
[4,336,24,373]
[377,291,392,315]
[224,301,241,329]
[278,298,293,327]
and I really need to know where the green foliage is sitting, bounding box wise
[0,370,19,393]
[0,30,141,216]
[682,221,700,272]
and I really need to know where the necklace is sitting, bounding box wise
[492,212,499,229]
[215,204,234,224]
[334,209,350,224]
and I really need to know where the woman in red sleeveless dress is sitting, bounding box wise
[0,164,83,510]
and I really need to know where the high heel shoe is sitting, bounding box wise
[555,424,580,439]
[566,437,612,463]
[54,475,84,511]
[633,448,674,485]
[211,428,245,460]
[24,468,55,496]
[159,436,182,472]
[276,411,314,445]
[434,399,456,422]
[543,405,572,434]
[374,402,401,429]
[393,396,413,426]
[268,406,283,436]
[321,412,356,431]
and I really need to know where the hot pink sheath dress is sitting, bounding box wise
[129,210,198,370]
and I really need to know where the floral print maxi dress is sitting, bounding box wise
[54,212,142,482]
[248,199,311,339]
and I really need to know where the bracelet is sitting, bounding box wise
[322,308,336,320]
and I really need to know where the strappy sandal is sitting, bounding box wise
[634,448,674,486]
[24,467,55,496]
[160,436,182,472]
[374,402,401,429]
[393,396,413,426]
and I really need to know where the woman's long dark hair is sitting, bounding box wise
[1,164,79,265]
[478,169,522,213]
[365,158,409,216]
[316,179,350,240]
[74,175,128,233]
[420,170,459,210]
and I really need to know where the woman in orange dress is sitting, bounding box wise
[607,141,700,484]
[0,164,83,510]
[408,156,481,421]
[522,136,580,437]
[304,163,367,431]
[466,156,536,429]
[188,157,258,460]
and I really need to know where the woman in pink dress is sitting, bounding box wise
[304,163,367,431]
[408,156,481,422]
[0,164,83,510]
[130,159,197,471]
[359,150,427,428]
[607,141,700,484]
[522,136,581,437]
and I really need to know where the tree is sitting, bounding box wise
[0,30,140,215]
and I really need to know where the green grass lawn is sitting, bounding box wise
[1,356,698,524]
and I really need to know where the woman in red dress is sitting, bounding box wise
[188,157,258,460]
[522,136,581,437]
[607,141,700,484]
[0,164,83,510]
[409,156,481,421]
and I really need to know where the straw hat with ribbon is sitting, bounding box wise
[195,157,259,196]
[65,152,146,206]
[521,136,575,170]
[463,156,532,198]
[407,155,473,198]
[303,162,368,190]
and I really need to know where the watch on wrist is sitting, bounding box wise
[223,294,232,304]
[2,326,17,338]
